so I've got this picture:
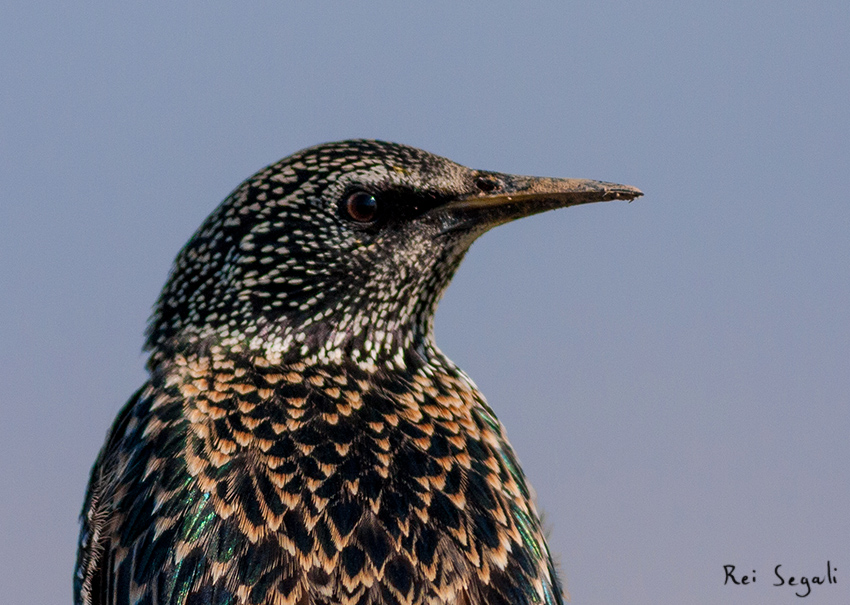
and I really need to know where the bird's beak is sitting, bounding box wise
[438,172,643,233]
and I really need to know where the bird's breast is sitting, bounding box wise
[124,349,559,603]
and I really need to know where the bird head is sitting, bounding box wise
[146,140,641,371]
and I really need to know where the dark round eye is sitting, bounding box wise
[343,191,379,223]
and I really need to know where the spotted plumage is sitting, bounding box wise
[76,140,641,605]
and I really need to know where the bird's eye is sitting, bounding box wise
[343,191,379,223]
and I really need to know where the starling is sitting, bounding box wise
[75,139,642,605]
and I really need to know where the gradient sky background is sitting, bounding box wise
[2,3,848,604]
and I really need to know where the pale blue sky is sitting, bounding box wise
[2,3,848,604]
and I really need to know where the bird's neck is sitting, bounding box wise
[148,281,450,374]
[147,314,453,378]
